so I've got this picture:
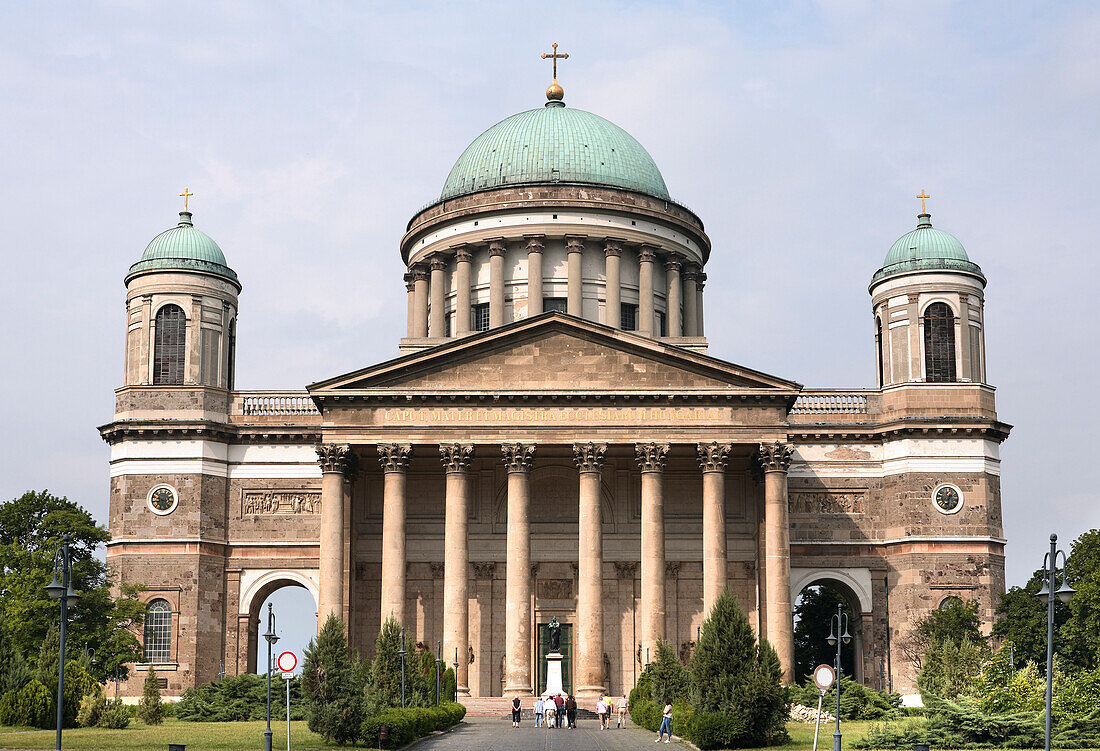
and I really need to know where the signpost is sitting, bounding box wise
[277,651,297,751]
[812,663,836,751]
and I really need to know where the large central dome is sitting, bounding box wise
[440,101,670,201]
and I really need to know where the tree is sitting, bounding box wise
[793,586,856,683]
[1061,529,1100,670]
[649,640,690,704]
[301,614,364,744]
[137,665,164,725]
[993,570,1069,670]
[901,598,986,673]
[0,491,145,681]
[917,636,985,703]
[364,617,402,714]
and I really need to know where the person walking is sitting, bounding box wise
[565,694,577,728]
[554,693,565,727]
[656,700,673,743]
[534,696,544,728]
[511,695,522,728]
[596,696,608,729]
[544,696,555,729]
[616,694,628,728]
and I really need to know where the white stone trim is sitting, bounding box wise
[791,567,873,613]
[238,568,319,614]
[107,537,319,547]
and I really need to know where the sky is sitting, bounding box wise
[1,1,1098,666]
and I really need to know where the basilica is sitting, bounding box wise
[101,63,1010,703]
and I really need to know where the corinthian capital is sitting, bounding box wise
[756,441,794,473]
[439,443,475,474]
[665,254,682,273]
[573,442,607,473]
[411,264,430,282]
[697,441,732,472]
[501,442,537,473]
[565,236,586,254]
[487,239,507,257]
[453,245,473,263]
[603,238,623,257]
[634,442,670,473]
[316,444,351,474]
[377,443,413,473]
[638,245,659,264]
[525,235,545,254]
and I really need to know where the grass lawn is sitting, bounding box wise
[781,719,874,749]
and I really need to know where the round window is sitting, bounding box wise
[148,484,179,516]
[932,483,963,515]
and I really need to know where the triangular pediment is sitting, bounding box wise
[308,314,800,395]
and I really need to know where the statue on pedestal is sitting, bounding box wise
[547,616,561,653]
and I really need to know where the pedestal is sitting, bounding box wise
[544,652,565,697]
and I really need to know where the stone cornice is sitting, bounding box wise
[98,420,322,445]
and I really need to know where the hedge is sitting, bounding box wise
[359,701,466,749]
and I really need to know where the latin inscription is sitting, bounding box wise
[380,406,728,424]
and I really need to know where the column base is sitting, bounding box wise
[575,685,605,705]
[457,685,471,698]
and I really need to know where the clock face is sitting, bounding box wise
[148,486,178,515]
[934,484,962,514]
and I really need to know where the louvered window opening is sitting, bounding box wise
[153,305,186,385]
[143,599,172,663]
[473,303,491,332]
[924,303,957,382]
[544,297,568,313]
[620,303,638,332]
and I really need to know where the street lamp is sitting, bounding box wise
[45,532,80,751]
[453,648,459,702]
[1036,533,1074,751]
[826,603,852,751]
[435,641,443,706]
[398,628,407,708]
[263,603,280,751]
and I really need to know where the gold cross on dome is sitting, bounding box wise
[917,190,930,214]
[541,42,569,81]
[179,187,193,212]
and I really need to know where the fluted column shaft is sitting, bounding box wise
[604,240,622,329]
[526,237,544,316]
[503,443,536,694]
[639,246,657,337]
[454,248,472,336]
[574,442,607,701]
[378,444,412,626]
[566,237,584,317]
[429,257,446,338]
[682,267,699,337]
[636,442,669,662]
[404,273,416,339]
[489,241,506,328]
[317,444,351,625]
[441,444,474,697]
[412,266,429,338]
[698,442,731,615]
[759,441,794,682]
[666,256,682,338]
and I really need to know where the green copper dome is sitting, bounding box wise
[871,213,984,285]
[440,100,670,201]
[126,212,239,288]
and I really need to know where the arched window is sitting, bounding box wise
[153,305,186,385]
[143,599,172,662]
[923,302,956,382]
[875,317,884,386]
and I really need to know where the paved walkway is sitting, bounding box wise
[414,716,681,750]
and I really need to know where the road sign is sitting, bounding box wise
[813,663,836,691]
[276,650,297,674]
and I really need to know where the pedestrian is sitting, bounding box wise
[656,699,672,743]
[534,696,544,728]
[554,693,565,727]
[616,694,628,728]
[511,695,522,728]
[565,694,577,728]
[544,696,555,728]
[596,695,608,729]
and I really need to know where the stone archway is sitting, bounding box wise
[235,569,319,674]
[791,568,873,685]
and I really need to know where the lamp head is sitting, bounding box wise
[65,584,80,608]
[827,627,837,646]
[1056,582,1076,604]
[45,572,64,600]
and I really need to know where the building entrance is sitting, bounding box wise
[537,621,573,695]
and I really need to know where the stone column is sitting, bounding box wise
[696,271,706,336]
[698,442,732,615]
[566,236,585,317]
[665,255,682,338]
[635,442,669,661]
[907,292,921,381]
[638,246,657,337]
[488,240,506,328]
[404,272,416,339]
[681,266,699,337]
[316,444,351,625]
[574,442,607,701]
[429,256,447,338]
[604,239,622,329]
[502,442,536,694]
[758,441,795,682]
[412,265,429,338]
[525,236,544,316]
[377,443,412,625]
[440,443,474,697]
[454,246,472,336]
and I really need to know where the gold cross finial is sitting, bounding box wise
[917,190,930,214]
[541,42,569,82]
[179,187,194,212]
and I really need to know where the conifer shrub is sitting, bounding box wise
[365,617,402,714]
[176,673,305,721]
[137,665,165,725]
[0,678,52,728]
[76,686,106,727]
[301,614,365,745]
[787,675,901,720]
[99,698,132,729]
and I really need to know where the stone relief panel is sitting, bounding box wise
[241,490,321,516]
[789,491,865,514]
[537,579,573,600]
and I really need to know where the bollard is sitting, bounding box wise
[168,745,186,751]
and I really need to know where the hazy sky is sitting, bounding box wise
[2,1,1098,665]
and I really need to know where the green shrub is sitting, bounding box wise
[365,617,403,714]
[918,635,985,703]
[301,614,364,745]
[76,687,106,727]
[1053,708,1100,748]
[852,718,930,749]
[176,673,305,722]
[691,710,749,750]
[137,665,164,725]
[628,670,660,731]
[649,640,691,704]
[99,698,131,729]
[0,679,53,728]
[1053,664,1100,720]
[924,696,1043,749]
[359,701,466,749]
[788,676,901,720]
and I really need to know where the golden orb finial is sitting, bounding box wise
[541,43,569,103]
[546,81,564,101]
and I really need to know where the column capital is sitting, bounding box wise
[404,272,416,292]
[572,442,607,473]
[439,443,475,474]
[638,245,659,263]
[695,271,707,291]
[565,235,586,253]
[603,238,624,257]
[681,263,700,282]
[487,239,507,256]
[501,442,537,473]
[429,255,448,272]
[756,441,794,473]
[472,561,497,579]
[664,254,683,272]
[634,442,670,473]
[378,443,413,473]
[430,562,446,580]
[697,441,732,472]
[524,235,546,253]
[453,245,473,263]
[316,444,351,474]
[614,561,638,579]
[411,264,430,282]
[665,560,682,578]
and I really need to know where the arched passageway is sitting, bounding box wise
[793,578,867,685]
[234,570,319,676]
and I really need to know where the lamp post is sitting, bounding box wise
[826,603,852,751]
[398,628,407,708]
[45,532,80,751]
[263,603,280,751]
[453,648,459,702]
[1036,533,1075,751]
[435,641,442,706]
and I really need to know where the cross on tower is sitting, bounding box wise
[917,190,930,214]
[541,42,569,81]
[179,187,193,212]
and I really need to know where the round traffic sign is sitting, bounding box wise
[276,651,298,673]
[812,663,835,691]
